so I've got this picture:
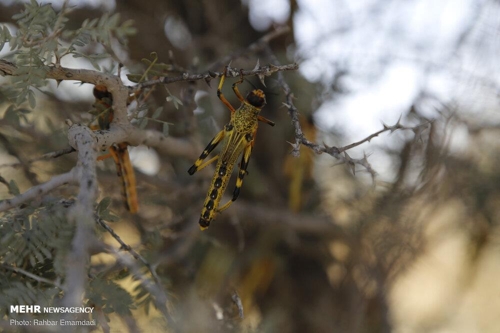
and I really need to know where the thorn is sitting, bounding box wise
[286,141,301,157]
[204,77,212,87]
[253,59,260,71]
[208,70,217,78]
[286,140,299,149]
[258,74,266,87]
[344,152,356,175]
[343,151,351,161]
[396,114,402,126]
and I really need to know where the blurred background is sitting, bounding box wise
[1,0,500,332]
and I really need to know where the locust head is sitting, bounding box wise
[246,89,266,109]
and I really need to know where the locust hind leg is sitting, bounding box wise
[188,129,225,175]
[110,143,139,214]
[216,135,253,214]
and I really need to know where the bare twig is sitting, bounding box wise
[95,216,164,291]
[0,169,76,212]
[338,120,429,153]
[0,146,75,169]
[263,46,429,178]
[2,263,62,288]
[231,290,244,319]
[0,132,39,185]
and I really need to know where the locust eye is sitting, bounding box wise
[246,89,266,108]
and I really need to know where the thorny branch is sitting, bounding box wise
[95,216,164,292]
[0,58,297,164]
[136,26,292,89]
[263,46,429,178]
[136,63,298,89]
[338,119,429,153]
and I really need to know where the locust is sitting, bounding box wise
[93,85,139,214]
[188,67,275,229]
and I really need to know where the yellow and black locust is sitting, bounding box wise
[188,67,275,229]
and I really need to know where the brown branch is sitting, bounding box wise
[95,216,164,292]
[0,60,129,125]
[0,169,76,212]
[0,132,39,185]
[263,46,429,178]
[338,120,430,153]
[136,63,298,89]
[1,60,213,162]
[0,146,75,169]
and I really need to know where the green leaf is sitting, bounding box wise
[103,307,114,314]
[126,74,142,83]
[139,117,148,129]
[152,107,163,119]
[27,90,36,108]
[97,197,111,214]
[162,123,169,136]
[8,180,20,196]
[89,58,101,71]
[100,211,119,223]
[12,11,29,21]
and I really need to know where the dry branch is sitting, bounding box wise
[62,124,99,309]
[0,170,76,212]
[136,63,298,89]
[262,46,430,178]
